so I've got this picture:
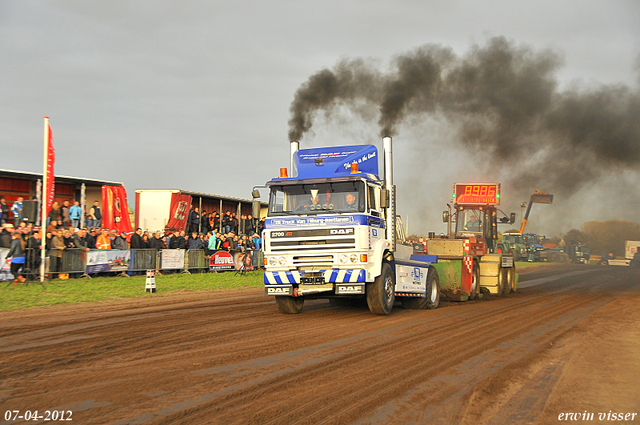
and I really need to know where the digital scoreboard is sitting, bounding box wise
[453,183,500,205]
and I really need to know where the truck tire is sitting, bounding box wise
[469,260,479,300]
[401,266,440,310]
[367,262,395,315]
[275,296,304,314]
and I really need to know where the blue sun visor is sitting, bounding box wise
[293,144,379,179]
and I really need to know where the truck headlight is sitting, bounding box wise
[350,254,358,263]
[278,256,286,266]
[268,257,277,267]
[339,254,348,264]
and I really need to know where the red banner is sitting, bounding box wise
[165,193,192,232]
[101,185,133,234]
[45,124,55,215]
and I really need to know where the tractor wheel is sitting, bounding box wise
[501,268,511,295]
[367,262,395,315]
[497,267,506,296]
[401,266,440,310]
[469,260,479,300]
[275,296,304,314]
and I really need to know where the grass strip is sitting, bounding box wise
[0,271,264,311]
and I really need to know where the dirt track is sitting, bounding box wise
[1,265,639,424]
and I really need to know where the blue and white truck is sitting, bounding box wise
[252,137,439,315]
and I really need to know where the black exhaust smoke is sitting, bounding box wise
[287,36,640,197]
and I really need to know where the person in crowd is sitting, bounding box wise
[214,212,221,232]
[61,200,71,228]
[149,231,164,250]
[141,233,150,248]
[69,201,82,229]
[72,229,90,252]
[187,231,204,250]
[62,229,75,249]
[0,223,13,248]
[96,228,111,250]
[208,231,219,252]
[0,196,10,225]
[50,228,66,272]
[222,211,232,234]
[200,210,210,234]
[220,234,230,251]
[252,233,261,250]
[87,201,101,229]
[7,231,26,284]
[170,230,186,249]
[46,219,59,234]
[11,197,23,226]
[48,202,61,226]
[130,228,144,250]
[112,231,129,250]
[26,229,43,273]
[85,228,98,249]
[227,231,238,251]
[246,215,255,235]
[189,207,200,234]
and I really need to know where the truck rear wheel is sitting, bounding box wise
[401,266,440,310]
[367,262,395,315]
[275,296,304,314]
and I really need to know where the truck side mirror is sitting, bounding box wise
[251,189,260,199]
[510,213,516,224]
[442,211,449,223]
[252,200,261,219]
[380,189,390,209]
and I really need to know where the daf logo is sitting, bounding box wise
[336,285,364,294]
[330,228,354,235]
[267,287,291,294]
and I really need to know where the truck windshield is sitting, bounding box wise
[268,181,365,216]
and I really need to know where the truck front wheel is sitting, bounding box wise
[275,296,304,314]
[367,262,395,315]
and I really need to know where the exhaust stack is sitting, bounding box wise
[383,136,396,252]
[290,141,299,178]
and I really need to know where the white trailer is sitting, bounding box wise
[603,241,640,266]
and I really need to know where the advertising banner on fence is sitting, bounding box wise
[209,250,235,271]
[165,193,192,232]
[161,249,185,270]
[0,248,13,281]
[86,250,131,273]
[102,185,134,235]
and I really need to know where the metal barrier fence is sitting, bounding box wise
[131,249,158,271]
[1,248,263,280]
[185,249,208,272]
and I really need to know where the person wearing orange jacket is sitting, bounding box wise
[96,228,111,250]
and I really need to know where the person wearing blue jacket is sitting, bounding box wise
[69,201,82,229]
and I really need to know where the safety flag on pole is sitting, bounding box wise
[44,119,55,214]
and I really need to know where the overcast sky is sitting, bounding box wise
[2,1,639,236]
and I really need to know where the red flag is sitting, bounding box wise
[165,193,192,232]
[45,124,55,215]
[101,185,134,234]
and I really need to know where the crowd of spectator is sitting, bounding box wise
[1,200,265,283]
